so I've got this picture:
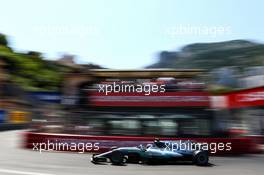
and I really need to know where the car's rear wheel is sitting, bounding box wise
[110,151,126,165]
[194,152,208,166]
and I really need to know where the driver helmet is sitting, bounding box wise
[154,138,160,143]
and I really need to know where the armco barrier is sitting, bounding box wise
[22,132,262,155]
[246,135,264,144]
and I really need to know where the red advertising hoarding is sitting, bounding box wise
[89,91,210,107]
[226,87,264,108]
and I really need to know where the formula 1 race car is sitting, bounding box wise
[91,139,209,166]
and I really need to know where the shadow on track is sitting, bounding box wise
[91,160,215,167]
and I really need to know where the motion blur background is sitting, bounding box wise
[0,0,264,175]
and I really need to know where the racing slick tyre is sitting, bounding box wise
[91,154,107,164]
[110,151,127,165]
[194,151,209,166]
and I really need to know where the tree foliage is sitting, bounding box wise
[0,33,8,46]
[0,34,73,91]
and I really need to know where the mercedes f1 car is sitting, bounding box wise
[91,139,209,166]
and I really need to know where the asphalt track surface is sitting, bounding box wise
[0,131,263,175]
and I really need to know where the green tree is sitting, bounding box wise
[0,33,8,46]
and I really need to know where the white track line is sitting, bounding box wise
[0,168,55,175]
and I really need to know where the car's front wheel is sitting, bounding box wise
[110,151,126,165]
[194,151,209,166]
